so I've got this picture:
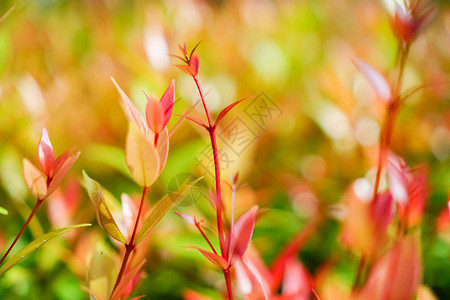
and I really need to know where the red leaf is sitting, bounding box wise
[188,246,227,270]
[215,97,248,126]
[38,128,54,177]
[190,54,199,77]
[354,58,392,102]
[160,79,175,127]
[228,205,258,264]
[181,114,207,128]
[47,151,80,197]
[189,41,202,61]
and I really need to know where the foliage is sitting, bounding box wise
[0,0,449,299]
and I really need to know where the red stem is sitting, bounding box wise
[353,43,409,294]
[193,76,213,127]
[224,268,234,300]
[111,186,148,297]
[195,222,218,255]
[192,73,229,298]
[192,76,225,255]
[208,127,225,255]
[0,198,43,266]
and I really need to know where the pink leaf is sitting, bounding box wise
[145,94,165,134]
[386,160,409,203]
[228,205,258,264]
[235,258,271,300]
[188,246,227,270]
[354,58,392,102]
[47,151,80,197]
[38,128,54,176]
[371,191,394,233]
[111,77,148,134]
[215,97,248,126]
[160,79,175,127]
[175,211,195,225]
[358,233,421,300]
[281,258,311,298]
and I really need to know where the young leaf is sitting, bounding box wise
[235,257,271,300]
[386,160,409,203]
[188,246,228,270]
[180,114,208,128]
[145,94,165,134]
[215,97,248,126]
[228,205,258,264]
[83,171,127,244]
[135,177,203,244]
[87,243,119,300]
[174,211,195,225]
[110,259,146,300]
[354,58,392,102]
[23,158,47,199]
[111,77,148,134]
[190,54,199,77]
[38,128,54,176]
[125,124,161,187]
[47,151,81,196]
[159,79,175,127]
[0,223,91,276]
[175,64,196,77]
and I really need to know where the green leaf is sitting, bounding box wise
[125,124,160,187]
[88,243,118,300]
[136,177,203,244]
[0,223,91,276]
[82,171,127,244]
[0,206,7,215]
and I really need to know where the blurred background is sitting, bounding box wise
[0,0,449,299]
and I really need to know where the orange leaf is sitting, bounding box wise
[22,158,47,199]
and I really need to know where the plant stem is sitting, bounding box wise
[0,198,43,266]
[193,75,229,298]
[193,77,213,127]
[353,43,410,293]
[352,255,366,293]
[224,268,234,300]
[111,186,148,297]
[192,76,225,255]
